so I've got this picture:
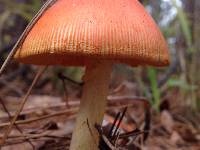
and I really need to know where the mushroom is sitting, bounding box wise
[14,0,170,149]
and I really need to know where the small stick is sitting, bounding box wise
[0,95,148,139]
[112,107,127,138]
[0,96,147,121]
[0,66,47,145]
[1,132,67,139]
[4,134,71,148]
[0,0,57,77]
[114,132,120,148]
[108,112,121,138]
[3,131,50,144]
[0,105,132,129]
[0,110,77,128]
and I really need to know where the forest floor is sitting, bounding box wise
[0,73,199,150]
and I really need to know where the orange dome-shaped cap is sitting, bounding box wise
[15,0,170,67]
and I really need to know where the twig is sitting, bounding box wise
[0,109,77,128]
[95,124,118,150]
[0,98,35,149]
[108,112,120,138]
[4,131,71,146]
[96,108,128,150]
[114,132,120,148]
[13,137,69,145]
[0,0,57,77]
[112,107,127,138]
[0,66,47,145]
[4,131,69,140]
[0,105,133,129]
[0,96,147,127]
[0,101,78,120]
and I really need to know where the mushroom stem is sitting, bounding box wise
[70,60,113,150]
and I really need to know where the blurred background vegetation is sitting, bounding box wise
[0,0,199,113]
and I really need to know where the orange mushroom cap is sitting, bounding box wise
[15,0,170,67]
